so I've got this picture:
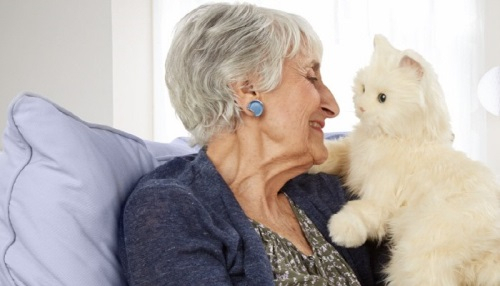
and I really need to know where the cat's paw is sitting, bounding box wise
[328,211,367,248]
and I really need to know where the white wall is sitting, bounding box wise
[111,0,153,140]
[0,0,498,173]
[484,0,500,177]
[0,0,153,150]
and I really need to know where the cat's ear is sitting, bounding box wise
[373,34,390,48]
[373,34,398,60]
[399,55,424,79]
[373,34,397,52]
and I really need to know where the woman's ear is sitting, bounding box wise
[231,81,262,117]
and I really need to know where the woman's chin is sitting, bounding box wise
[311,145,329,166]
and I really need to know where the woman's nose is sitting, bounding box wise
[320,84,340,118]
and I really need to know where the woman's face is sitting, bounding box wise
[260,53,339,165]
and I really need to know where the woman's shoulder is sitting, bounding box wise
[286,173,349,206]
[141,153,198,184]
[125,150,232,214]
[124,153,201,207]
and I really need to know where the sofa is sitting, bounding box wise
[0,93,200,285]
[0,93,346,286]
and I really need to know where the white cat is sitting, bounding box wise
[310,35,500,286]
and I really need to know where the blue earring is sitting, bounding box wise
[247,100,264,117]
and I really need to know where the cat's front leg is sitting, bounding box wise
[328,199,389,247]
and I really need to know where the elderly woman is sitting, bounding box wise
[118,3,378,285]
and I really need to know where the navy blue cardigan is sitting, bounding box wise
[118,150,377,285]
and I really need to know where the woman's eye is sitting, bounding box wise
[305,68,319,83]
[307,76,318,82]
[378,93,387,103]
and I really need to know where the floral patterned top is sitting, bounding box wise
[251,195,361,286]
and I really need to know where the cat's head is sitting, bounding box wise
[352,35,452,142]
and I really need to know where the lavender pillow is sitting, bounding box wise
[0,93,196,286]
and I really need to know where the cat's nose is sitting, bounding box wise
[359,107,365,113]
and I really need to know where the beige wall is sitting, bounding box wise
[0,0,153,150]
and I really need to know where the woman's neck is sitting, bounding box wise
[206,131,309,207]
[206,131,315,256]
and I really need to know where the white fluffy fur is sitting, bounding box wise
[310,35,500,286]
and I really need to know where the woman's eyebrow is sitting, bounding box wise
[308,61,320,71]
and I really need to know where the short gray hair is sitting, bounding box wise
[165,2,322,146]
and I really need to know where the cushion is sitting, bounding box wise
[0,93,197,286]
[325,132,347,141]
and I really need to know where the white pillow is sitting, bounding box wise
[0,93,196,286]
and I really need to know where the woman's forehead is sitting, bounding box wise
[289,52,320,70]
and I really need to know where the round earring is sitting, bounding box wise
[247,100,264,117]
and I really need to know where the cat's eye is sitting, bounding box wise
[378,93,387,103]
[361,85,365,93]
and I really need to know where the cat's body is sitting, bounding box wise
[310,35,500,285]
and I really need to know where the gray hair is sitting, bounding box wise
[165,2,322,146]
